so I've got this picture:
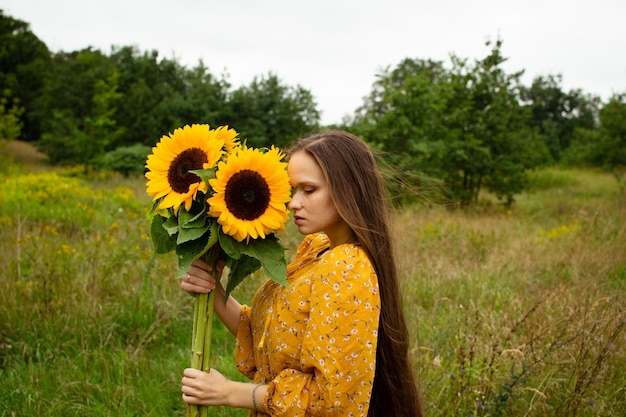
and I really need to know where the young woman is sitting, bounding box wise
[180,130,424,416]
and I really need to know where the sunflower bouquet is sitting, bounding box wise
[145,124,290,417]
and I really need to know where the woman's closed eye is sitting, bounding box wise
[291,186,316,195]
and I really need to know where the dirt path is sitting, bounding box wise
[1,140,48,165]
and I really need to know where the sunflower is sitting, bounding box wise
[215,125,240,154]
[208,146,291,242]
[146,124,226,212]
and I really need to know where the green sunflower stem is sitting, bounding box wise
[186,248,219,417]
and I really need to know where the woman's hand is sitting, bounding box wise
[180,258,226,295]
[181,367,231,406]
[181,257,242,337]
[182,368,268,412]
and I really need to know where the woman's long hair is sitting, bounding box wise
[288,130,424,417]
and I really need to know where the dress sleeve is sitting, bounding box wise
[235,304,256,379]
[264,250,380,416]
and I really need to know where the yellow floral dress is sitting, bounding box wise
[235,233,380,416]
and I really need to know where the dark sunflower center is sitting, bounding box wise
[225,170,271,221]
[167,148,208,193]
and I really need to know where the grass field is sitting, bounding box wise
[1,142,624,416]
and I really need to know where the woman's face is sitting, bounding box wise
[287,150,352,247]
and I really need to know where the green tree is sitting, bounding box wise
[565,94,626,174]
[521,75,599,161]
[455,42,543,206]
[0,10,50,141]
[83,69,124,160]
[0,94,23,139]
[166,61,231,130]
[35,48,117,165]
[352,58,454,205]
[598,94,626,170]
[2,13,322,165]
[353,40,546,206]
[110,46,196,147]
[355,58,450,151]
[228,73,320,147]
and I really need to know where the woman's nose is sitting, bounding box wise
[288,196,302,210]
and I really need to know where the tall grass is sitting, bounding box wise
[0,158,624,416]
[399,167,626,416]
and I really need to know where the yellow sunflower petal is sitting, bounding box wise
[215,125,241,154]
[207,145,291,242]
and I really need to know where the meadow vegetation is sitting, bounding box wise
[0,145,624,416]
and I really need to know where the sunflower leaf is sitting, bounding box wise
[177,206,208,240]
[249,236,288,286]
[178,200,207,229]
[162,215,179,236]
[224,255,262,297]
[177,222,210,244]
[183,211,207,229]
[190,168,216,186]
[218,232,243,259]
[218,232,288,286]
[148,198,163,217]
[150,215,177,254]
[176,223,219,277]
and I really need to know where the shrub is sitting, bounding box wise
[97,143,151,177]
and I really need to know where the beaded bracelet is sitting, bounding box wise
[252,384,261,412]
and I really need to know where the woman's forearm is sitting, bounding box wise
[226,381,268,413]
[213,285,242,336]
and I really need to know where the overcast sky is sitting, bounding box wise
[3,0,625,125]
